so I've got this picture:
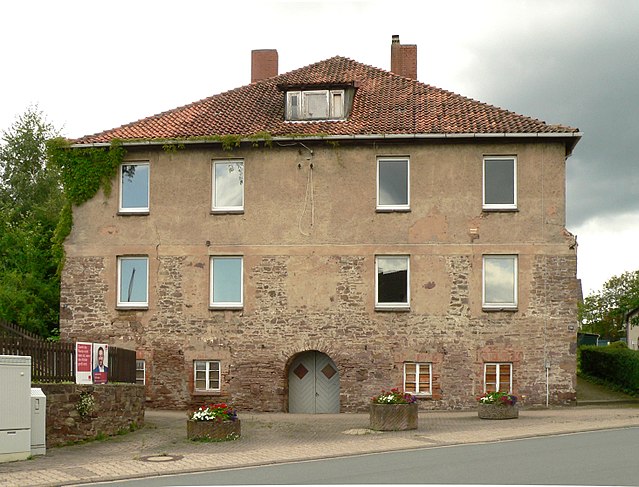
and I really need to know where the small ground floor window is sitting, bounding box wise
[403,362,432,396]
[136,359,145,385]
[194,360,221,392]
[484,362,512,393]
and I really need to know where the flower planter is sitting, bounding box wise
[187,419,241,440]
[477,403,519,420]
[369,403,418,431]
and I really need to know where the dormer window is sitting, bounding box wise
[286,89,346,121]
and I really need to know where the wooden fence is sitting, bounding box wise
[0,322,136,383]
[0,320,42,340]
[0,337,75,381]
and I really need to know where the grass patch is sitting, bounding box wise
[578,371,639,397]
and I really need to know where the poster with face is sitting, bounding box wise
[92,343,109,384]
[76,342,93,384]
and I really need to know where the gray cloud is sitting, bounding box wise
[455,0,639,227]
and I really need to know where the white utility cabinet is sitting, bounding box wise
[0,355,32,462]
[30,388,46,456]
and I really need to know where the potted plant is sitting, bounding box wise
[187,403,241,440]
[369,388,418,431]
[477,391,519,419]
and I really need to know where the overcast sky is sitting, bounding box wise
[2,0,638,295]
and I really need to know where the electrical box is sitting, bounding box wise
[0,355,32,463]
[30,388,46,456]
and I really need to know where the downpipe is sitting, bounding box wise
[545,361,551,407]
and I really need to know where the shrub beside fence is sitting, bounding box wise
[580,345,639,393]
[0,336,136,383]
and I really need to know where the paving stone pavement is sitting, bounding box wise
[1,405,639,486]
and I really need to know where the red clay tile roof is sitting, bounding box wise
[74,56,579,144]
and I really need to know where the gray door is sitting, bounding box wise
[288,351,339,413]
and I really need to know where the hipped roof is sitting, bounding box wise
[74,56,580,150]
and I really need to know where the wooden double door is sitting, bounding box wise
[288,351,340,413]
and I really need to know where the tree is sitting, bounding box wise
[0,106,63,337]
[579,270,639,341]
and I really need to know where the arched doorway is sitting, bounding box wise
[288,351,340,413]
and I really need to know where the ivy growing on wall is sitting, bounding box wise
[47,138,126,205]
[46,138,126,273]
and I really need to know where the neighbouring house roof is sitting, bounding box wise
[74,56,581,151]
[625,306,639,321]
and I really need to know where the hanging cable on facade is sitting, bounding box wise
[298,161,315,236]
[280,141,315,236]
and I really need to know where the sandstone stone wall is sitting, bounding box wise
[59,250,577,412]
[35,383,144,447]
[59,141,579,412]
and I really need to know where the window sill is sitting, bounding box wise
[211,209,244,215]
[117,211,150,216]
[285,118,346,123]
[482,306,518,313]
[482,208,519,213]
[193,390,222,396]
[375,305,410,312]
[376,208,411,213]
[415,394,433,399]
[209,306,243,311]
[116,306,149,311]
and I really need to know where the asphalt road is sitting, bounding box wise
[99,426,638,486]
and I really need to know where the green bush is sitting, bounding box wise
[580,345,639,393]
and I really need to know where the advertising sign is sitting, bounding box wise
[75,342,93,384]
[92,343,109,384]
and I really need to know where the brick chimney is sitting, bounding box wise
[390,35,417,79]
[251,49,278,83]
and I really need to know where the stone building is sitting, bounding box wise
[60,37,582,412]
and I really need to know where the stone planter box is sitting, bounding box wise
[187,419,241,440]
[477,403,519,420]
[369,403,418,431]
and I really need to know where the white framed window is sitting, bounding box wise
[483,255,518,309]
[194,360,220,392]
[210,256,243,308]
[484,363,513,393]
[120,162,150,213]
[288,92,301,120]
[377,158,410,211]
[404,362,432,395]
[117,256,149,308]
[375,255,410,309]
[136,359,146,385]
[483,156,517,210]
[330,91,344,118]
[212,160,244,212]
[286,89,345,121]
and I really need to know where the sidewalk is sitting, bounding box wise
[1,404,639,487]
